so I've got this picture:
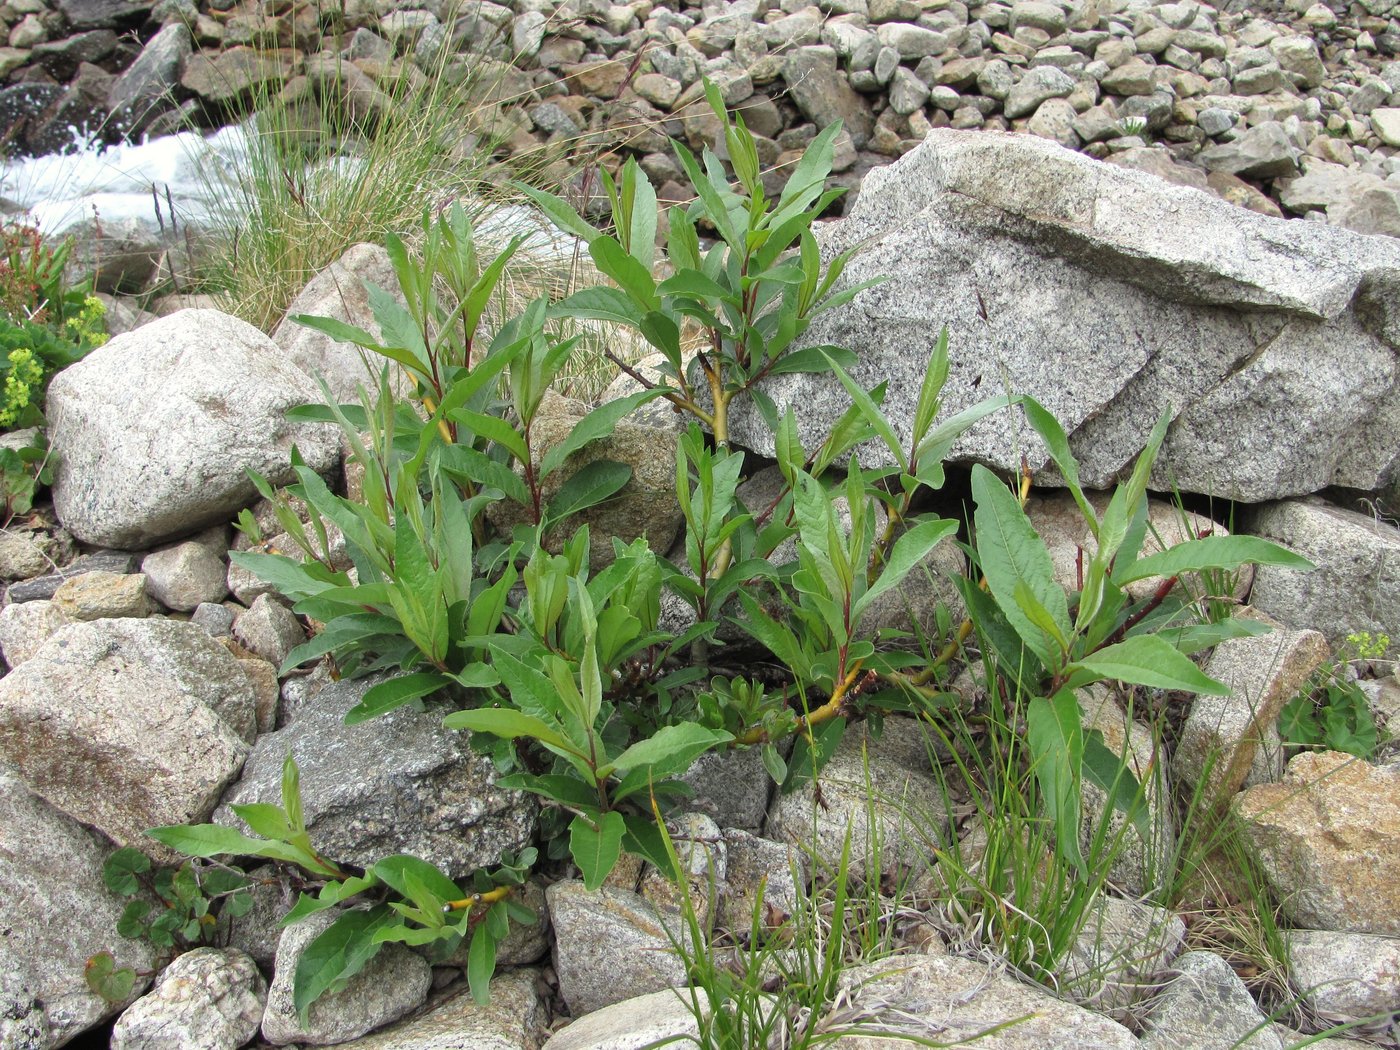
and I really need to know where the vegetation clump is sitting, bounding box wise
[112,86,1314,1033]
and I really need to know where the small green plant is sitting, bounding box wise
[0,221,107,431]
[0,427,52,523]
[1117,116,1148,139]
[960,404,1313,875]
[103,845,253,950]
[1279,631,1390,758]
[142,755,536,1015]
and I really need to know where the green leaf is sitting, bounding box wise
[146,824,273,858]
[293,907,395,1024]
[609,724,735,801]
[1117,535,1314,584]
[589,236,657,311]
[281,753,305,834]
[371,855,463,904]
[766,345,858,376]
[281,874,379,925]
[823,354,906,470]
[344,672,450,726]
[543,460,632,529]
[1082,730,1150,838]
[854,517,959,622]
[1026,689,1085,877]
[443,707,579,758]
[971,464,1069,666]
[1070,635,1230,694]
[570,811,626,891]
[229,803,292,842]
[467,923,498,1005]
[102,847,150,896]
[85,952,136,1003]
[1021,396,1096,537]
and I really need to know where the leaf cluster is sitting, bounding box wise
[963,405,1314,875]
[143,754,536,1015]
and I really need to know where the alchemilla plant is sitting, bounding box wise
[149,84,1313,1019]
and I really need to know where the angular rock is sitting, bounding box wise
[766,716,948,881]
[180,47,303,105]
[271,242,408,404]
[107,21,190,134]
[51,569,150,620]
[110,947,266,1050]
[0,767,159,1047]
[1061,895,1186,1018]
[330,970,545,1050]
[0,618,254,855]
[1004,65,1075,118]
[1234,751,1400,936]
[547,881,690,1016]
[47,309,339,549]
[0,599,70,668]
[678,745,773,832]
[1139,950,1283,1050]
[783,46,875,147]
[831,954,1139,1047]
[1245,500,1400,647]
[142,540,229,612]
[215,675,534,879]
[261,910,431,1046]
[719,828,805,930]
[722,130,1400,502]
[1287,929,1400,1028]
[1173,616,1329,802]
[1198,121,1301,178]
[542,988,708,1050]
[5,548,138,604]
[231,593,304,668]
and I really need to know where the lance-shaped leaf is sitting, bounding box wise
[1026,688,1085,877]
[1068,634,1230,694]
[971,464,1068,667]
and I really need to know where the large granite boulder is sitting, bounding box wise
[724,130,1400,503]
[47,309,339,548]
[0,618,254,858]
[215,676,535,879]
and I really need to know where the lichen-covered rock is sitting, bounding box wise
[830,954,1139,1048]
[0,767,158,1048]
[547,881,690,1016]
[331,970,546,1050]
[47,308,339,548]
[0,599,70,668]
[0,618,254,856]
[215,675,534,879]
[766,716,948,881]
[110,947,266,1050]
[1061,895,1186,1018]
[142,541,229,612]
[542,989,710,1050]
[1140,950,1283,1050]
[1287,929,1400,1030]
[271,242,408,404]
[51,569,151,619]
[231,593,305,668]
[1234,751,1400,936]
[724,130,1400,504]
[1245,499,1400,648]
[261,910,432,1046]
[1174,615,1330,803]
